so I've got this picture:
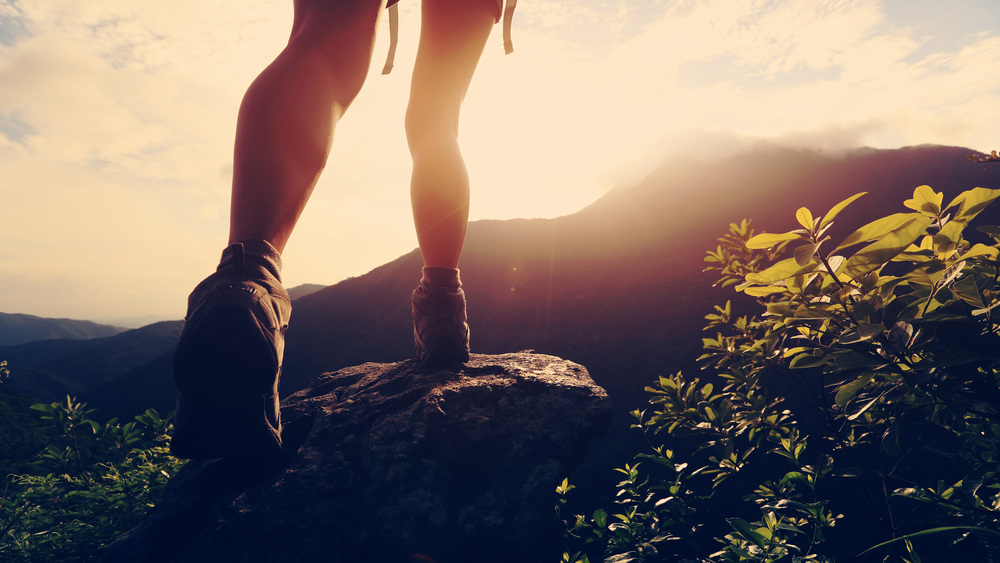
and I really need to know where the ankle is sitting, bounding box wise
[419,266,461,292]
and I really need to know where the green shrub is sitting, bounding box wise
[559,186,1000,562]
[0,396,183,562]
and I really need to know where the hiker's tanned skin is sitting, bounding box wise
[230,0,494,263]
[170,0,504,459]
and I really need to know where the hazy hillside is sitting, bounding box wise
[0,321,184,403]
[6,145,997,500]
[287,283,326,301]
[0,285,334,420]
[278,144,1000,494]
[283,145,999,392]
[0,312,126,346]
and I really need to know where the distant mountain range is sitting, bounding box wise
[0,321,184,403]
[3,145,996,498]
[0,312,127,346]
[0,284,326,406]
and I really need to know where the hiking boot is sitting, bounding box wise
[171,240,291,460]
[412,267,470,367]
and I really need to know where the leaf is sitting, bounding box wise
[789,353,828,369]
[834,350,886,370]
[839,323,884,344]
[783,346,813,358]
[836,213,925,251]
[903,185,943,216]
[931,261,965,295]
[842,216,934,280]
[935,220,965,248]
[973,301,1000,316]
[746,232,804,249]
[888,321,914,350]
[820,192,867,228]
[961,476,984,498]
[846,395,880,421]
[754,526,773,541]
[727,518,767,547]
[946,187,1000,221]
[960,243,999,261]
[835,372,875,407]
[604,553,640,563]
[794,243,819,266]
[593,509,608,529]
[817,254,845,273]
[744,286,788,297]
[745,257,817,285]
[796,207,815,230]
[781,471,808,485]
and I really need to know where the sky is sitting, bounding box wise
[1,0,999,324]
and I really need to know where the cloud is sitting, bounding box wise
[1,0,999,320]
[0,1,29,47]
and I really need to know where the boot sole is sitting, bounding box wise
[420,335,470,367]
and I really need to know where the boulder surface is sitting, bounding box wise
[98,352,611,563]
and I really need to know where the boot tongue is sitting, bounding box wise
[217,239,283,282]
[231,242,246,277]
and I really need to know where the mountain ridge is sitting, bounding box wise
[0,312,127,346]
[5,144,997,501]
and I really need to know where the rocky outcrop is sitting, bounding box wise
[97,352,611,563]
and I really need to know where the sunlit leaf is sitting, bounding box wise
[790,352,828,369]
[746,232,804,249]
[745,257,817,285]
[836,213,924,251]
[793,305,837,319]
[946,187,1000,221]
[960,243,999,261]
[781,471,808,485]
[820,192,867,228]
[816,255,845,273]
[903,185,943,216]
[783,346,813,358]
[744,286,788,297]
[796,207,815,230]
[846,395,881,421]
[842,216,934,280]
[972,301,1000,316]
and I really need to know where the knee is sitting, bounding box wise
[405,102,460,154]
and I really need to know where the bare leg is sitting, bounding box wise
[229,0,386,253]
[406,0,497,268]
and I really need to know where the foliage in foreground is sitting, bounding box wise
[0,395,183,562]
[559,185,1000,562]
